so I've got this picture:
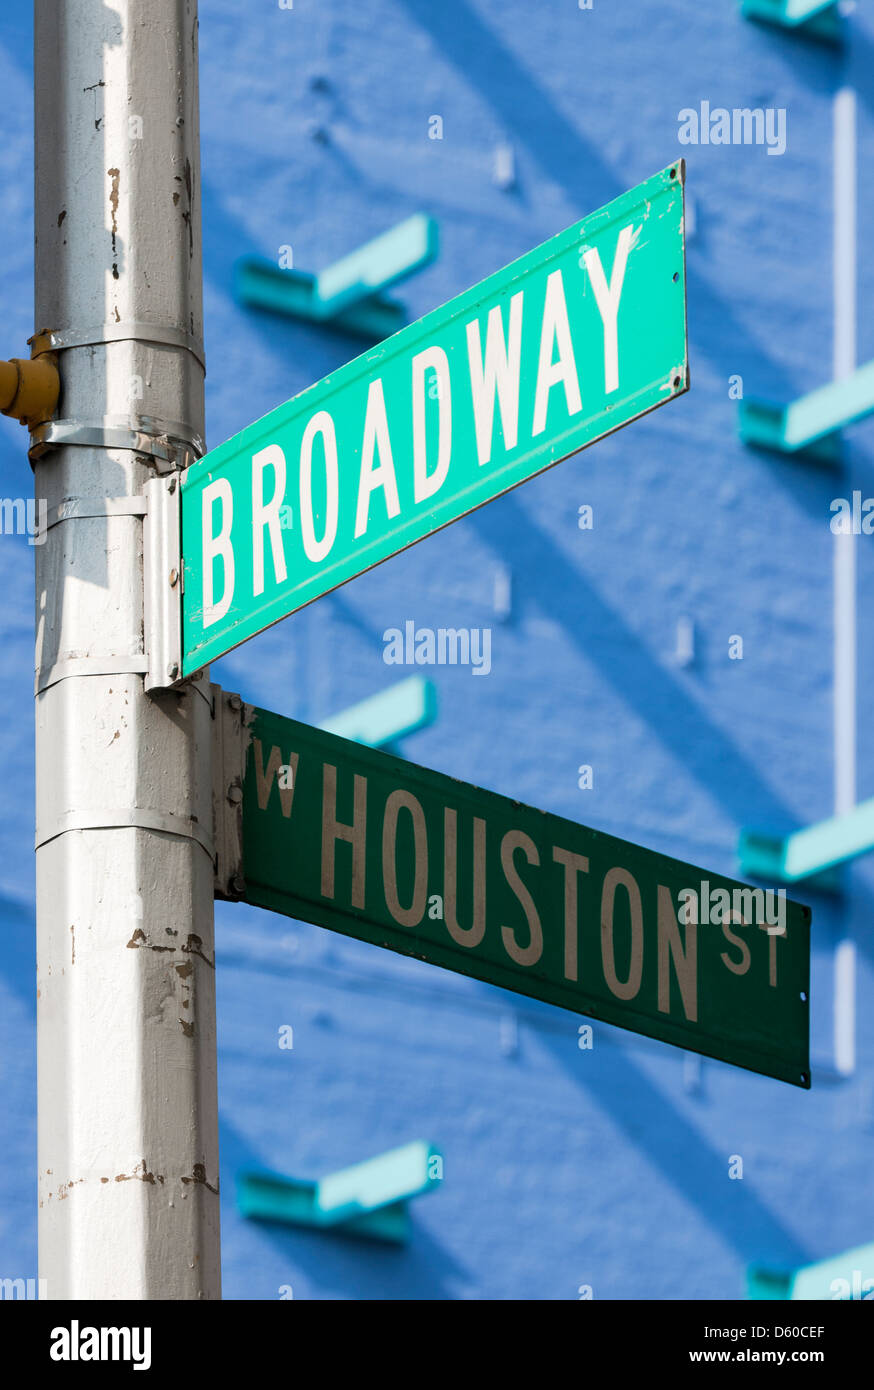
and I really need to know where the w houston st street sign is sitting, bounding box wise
[213,692,810,1089]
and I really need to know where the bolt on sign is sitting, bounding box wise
[220,699,810,1089]
[181,164,689,675]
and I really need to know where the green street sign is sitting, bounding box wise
[224,699,810,1089]
[181,164,688,675]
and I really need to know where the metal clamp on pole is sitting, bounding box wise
[28,321,206,372]
[143,472,185,692]
[29,413,205,470]
[21,325,205,469]
[211,684,246,900]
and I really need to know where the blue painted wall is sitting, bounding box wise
[2,0,873,1299]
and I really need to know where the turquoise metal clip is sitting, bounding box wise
[748,1241,874,1300]
[319,676,437,749]
[737,797,874,889]
[740,0,845,44]
[738,361,874,464]
[238,1140,443,1244]
[236,214,439,341]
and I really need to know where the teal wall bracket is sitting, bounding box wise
[746,1265,793,1299]
[737,796,874,887]
[737,399,841,464]
[739,0,845,44]
[319,675,438,749]
[748,1241,874,1300]
[738,360,874,463]
[738,829,841,893]
[235,261,405,340]
[237,1140,443,1244]
[235,213,439,340]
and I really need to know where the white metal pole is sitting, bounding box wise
[33,0,220,1298]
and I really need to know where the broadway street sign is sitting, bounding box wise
[181,164,688,675]
[216,694,810,1088]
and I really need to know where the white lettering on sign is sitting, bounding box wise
[583,223,635,395]
[202,478,234,627]
[253,739,297,819]
[412,346,452,503]
[252,445,287,597]
[355,379,401,538]
[532,270,582,436]
[552,845,589,982]
[299,411,339,563]
[444,807,487,947]
[657,882,697,1021]
[383,789,429,928]
[600,866,644,1002]
[466,291,524,466]
[321,763,367,909]
[721,909,751,976]
[500,829,543,968]
[200,223,639,621]
[249,748,784,1017]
